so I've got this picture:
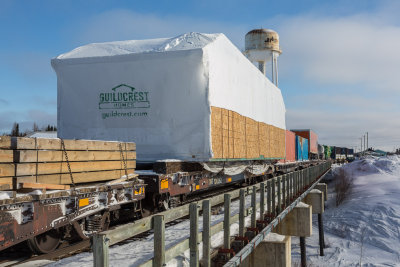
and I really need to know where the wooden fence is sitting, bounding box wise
[92,162,331,267]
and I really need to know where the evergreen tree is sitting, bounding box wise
[11,122,20,136]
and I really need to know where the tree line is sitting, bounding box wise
[8,122,57,137]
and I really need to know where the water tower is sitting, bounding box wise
[244,29,282,86]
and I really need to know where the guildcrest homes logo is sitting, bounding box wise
[99,84,150,109]
[99,84,150,119]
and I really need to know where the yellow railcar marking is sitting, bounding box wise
[196,185,200,190]
[79,198,89,207]
[135,187,144,195]
[160,179,169,190]
[227,177,232,183]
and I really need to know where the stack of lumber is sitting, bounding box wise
[153,161,203,174]
[0,136,136,190]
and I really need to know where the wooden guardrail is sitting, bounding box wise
[92,162,332,267]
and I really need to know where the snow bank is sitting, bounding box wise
[292,156,400,266]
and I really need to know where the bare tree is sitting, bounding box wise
[32,122,39,132]
[334,169,354,206]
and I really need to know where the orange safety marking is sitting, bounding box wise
[79,198,89,207]
[160,179,169,190]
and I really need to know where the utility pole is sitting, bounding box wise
[360,137,363,156]
[363,135,366,155]
[366,132,368,151]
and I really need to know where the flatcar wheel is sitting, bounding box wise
[27,229,61,254]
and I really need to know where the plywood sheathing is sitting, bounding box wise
[211,106,285,159]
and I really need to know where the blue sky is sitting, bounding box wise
[1,0,400,151]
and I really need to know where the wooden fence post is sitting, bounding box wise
[290,172,293,201]
[267,180,272,216]
[154,215,165,267]
[272,178,276,216]
[224,194,231,249]
[190,203,199,267]
[239,189,245,237]
[260,182,265,220]
[277,176,282,213]
[93,233,109,267]
[251,186,256,228]
[202,200,211,267]
[282,175,286,208]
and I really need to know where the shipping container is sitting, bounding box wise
[51,32,286,162]
[318,144,324,159]
[290,129,318,159]
[347,148,354,159]
[334,147,342,159]
[295,135,309,161]
[323,145,331,159]
[285,130,296,162]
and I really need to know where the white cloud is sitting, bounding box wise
[276,10,400,94]
[71,9,247,49]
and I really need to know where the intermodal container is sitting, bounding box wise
[318,144,324,159]
[285,130,296,162]
[295,135,309,161]
[335,147,342,159]
[323,145,331,159]
[330,146,336,159]
[290,129,318,157]
[347,148,354,159]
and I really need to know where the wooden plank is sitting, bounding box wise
[0,160,136,177]
[0,136,136,151]
[153,161,203,174]
[0,177,13,185]
[10,150,136,163]
[0,150,13,163]
[19,182,70,190]
[0,164,14,177]
[8,169,135,185]
[0,183,11,190]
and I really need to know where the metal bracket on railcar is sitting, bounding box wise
[0,180,146,253]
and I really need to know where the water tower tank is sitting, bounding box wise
[244,29,282,86]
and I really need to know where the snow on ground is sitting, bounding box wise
[291,156,400,266]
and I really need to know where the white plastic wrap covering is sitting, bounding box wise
[205,36,286,129]
[51,33,286,162]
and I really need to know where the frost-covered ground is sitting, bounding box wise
[291,156,400,266]
[28,156,400,266]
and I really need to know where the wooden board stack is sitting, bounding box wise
[0,136,136,190]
